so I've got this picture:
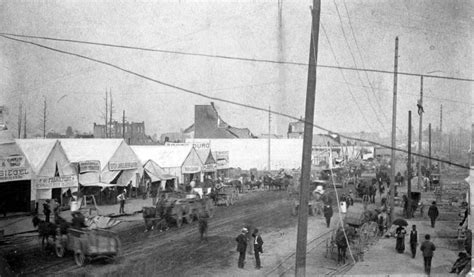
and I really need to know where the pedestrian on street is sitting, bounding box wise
[323,204,333,228]
[428,201,439,228]
[236,228,248,268]
[420,234,436,275]
[409,224,418,258]
[198,212,209,241]
[117,189,126,214]
[43,200,51,223]
[395,225,406,253]
[252,228,264,269]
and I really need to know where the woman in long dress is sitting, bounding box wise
[395,225,406,253]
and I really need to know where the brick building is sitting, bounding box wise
[93,121,150,145]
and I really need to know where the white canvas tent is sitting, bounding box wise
[131,145,201,184]
[59,139,143,188]
[16,139,78,201]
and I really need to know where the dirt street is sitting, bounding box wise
[14,190,340,277]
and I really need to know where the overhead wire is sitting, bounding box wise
[320,23,377,132]
[0,32,472,82]
[0,34,468,169]
[332,0,388,132]
[340,0,391,123]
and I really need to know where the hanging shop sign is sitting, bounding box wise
[182,166,201,174]
[0,155,30,182]
[79,160,101,173]
[214,151,229,169]
[36,175,78,189]
[108,161,138,171]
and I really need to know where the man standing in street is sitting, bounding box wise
[428,201,439,228]
[117,189,126,214]
[236,228,248,268]
[43,200,51,223]
[252,228,264,269]
[409,224,418,258]
[420,234,436,275]
[323,204,333,228]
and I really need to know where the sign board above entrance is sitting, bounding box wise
[79,160,101,173]
[166,142,210,149]
[36,175,78,189]
[0,155,26,168]
[108,161,138,171]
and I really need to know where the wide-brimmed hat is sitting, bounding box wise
[242,227,248,233]
[314,186,325,194]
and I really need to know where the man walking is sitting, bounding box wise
[409,224,418,258]
[236,228,248,268]
[252,228,264,269]
[117,189,126,214]
[420,234,436,275]
[428,201,439,228]
[323,204,333,228]
[198,212,209,241]
[43,200,51,223]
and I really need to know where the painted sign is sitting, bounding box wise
[36,175,78,189]
[213,151,229,169]
[202,164,217,172]
[182,166,201,174]
[0,168,30,182]
[108,161,138,171]
[166,142,210,149]
[0,155,25,168]
[0,155,30,182]
[79,160,101,173]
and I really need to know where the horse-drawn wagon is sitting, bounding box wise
[55,228,121,266]
[211,185,238,206]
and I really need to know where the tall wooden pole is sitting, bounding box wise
[23,109,27,139]
[389,37,399,225]
[440,104,443,151]
[417,76,423,189]
[268,106,271,171]
[122,110,125,140]
[429,123,432,170]
[407,111,412,218]
[17,102,22,138]
[295,0,320,275]
[43,97,47,139]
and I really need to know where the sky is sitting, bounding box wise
[0,0,472,139]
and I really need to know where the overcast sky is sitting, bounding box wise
[0,0,471,138]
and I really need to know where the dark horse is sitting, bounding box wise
[32,215,58,249]
[335,225,356,265]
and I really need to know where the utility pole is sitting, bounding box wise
[389,37,399,226]
[268,106,271,171]
[295,0,320,275]
[417,76,423,191]
[122,110,125,140]
[23,109,27,139]
[43,97,47,139]
[428,123,432,170]
[440,104,443,151]
[407,111,412,218]
[105,89,108,138]
[17,102,22,138]
[109,89,113,138]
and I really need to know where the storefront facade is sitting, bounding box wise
[213,151,230,180]
[0,141,33,213]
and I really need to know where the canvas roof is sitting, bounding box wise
[59,139,124,170]
[131,145,194,168]
[15,139,59,174]
[195,148,215,165]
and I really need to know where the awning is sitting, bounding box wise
[145,169,176,182]
[116,168,139,187]
[81,182,116,188]
[101,170,121,184]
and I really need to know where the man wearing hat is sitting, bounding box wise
[235,227,249,268]
[117,189,126,214]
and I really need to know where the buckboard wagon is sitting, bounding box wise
[55,228,121,266]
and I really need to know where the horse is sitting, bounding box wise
[227,180,243,193]
[335,225,356,265]
[32,215,57,249]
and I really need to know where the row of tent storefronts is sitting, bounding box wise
[0,139,230,214]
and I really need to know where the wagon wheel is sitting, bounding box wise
[74,250,86,267]
[55,244,65,258]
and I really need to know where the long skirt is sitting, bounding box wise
[396,237,405,253]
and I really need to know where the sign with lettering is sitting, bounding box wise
[79,160,101,173]
[108,161,138,171]
[0,155,25,168]
[0,168,30,182]
[166,142,210,149]
[36,175,78,189]
[202,163,217,172]
[182,166,201,174]
[214,151,229,169]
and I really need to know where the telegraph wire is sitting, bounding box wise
[0,34,468,169]
[340,0,391,123]
[320,23,377,132]
[1,32,472,82]
[332,0,388,132]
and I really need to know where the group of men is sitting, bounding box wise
[235,227,264,269]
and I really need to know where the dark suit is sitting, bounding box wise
[428,205,439,228]
[236,233,248,268]
[253,234,264,268]
[409,230,418,258]
[420,240,436,275]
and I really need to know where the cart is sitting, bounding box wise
[55,228,121,266]
[214,186,238,206]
